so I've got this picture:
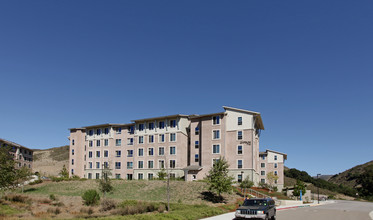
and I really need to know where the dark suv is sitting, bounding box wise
[235,198,276,220]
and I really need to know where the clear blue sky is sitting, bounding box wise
[1,1,372,176]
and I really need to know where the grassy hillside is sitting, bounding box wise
[33,145,69,176]
[328,160,373,188]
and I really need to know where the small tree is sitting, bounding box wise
[267,172,279,192]
[239,177,254,198]
[0,145,17,192]
[206,157,235,199]
[59,165,69,179]
[157,168,167,180]
[293,180,307,198]
[98,163,113,198]
[15,166,32,193]
[82,189,100,206]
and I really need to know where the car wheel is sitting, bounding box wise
[271,215,276,220]
[265,215,269,220]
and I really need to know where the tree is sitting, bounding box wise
[98,163,113,198]
[157,168,167,180]
[239,177,254,198]
[15,166,32,193]
[357,165,373,197]
[206,157,235,199]
[0,145,17,191]
[59,165,69,179]
[267,172,279,192]
[293,180,307,198]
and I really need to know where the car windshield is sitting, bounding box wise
[243,200,268,206]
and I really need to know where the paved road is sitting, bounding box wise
[277,200,373,220]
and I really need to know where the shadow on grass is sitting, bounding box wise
[23,188,37,193]
[200,191,225,203]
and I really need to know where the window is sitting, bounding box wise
[72,149,75,155]
[104,150,109,157]
[138,148,144,156]
[104,128,109,135]
[96,173,100,179]
[127,174,133,180]
[96,151,100,158]
[213,144,220,154]
[148,173,153,180]
[274,155,278,160]
[89,162,93,168]
[237,131,243,140]
[72,140,75,145]
[97,129,101,135]
[104,139,109,146]
[129,126,134,134]
[213,158,220,165]
[148,148,154,156]
[159,160,165,169]
[148,160,154,168]
[149,135,154,143]
[195,141,199,149]
[159,134,165,143]
[116,174,121,179]
[89,141,93,147]
[195,126,199,135]
[96,162,100,169]
[237,145,243,155]
[238,117,242,125]
[238,174,242,183]
[139,136,144,144]
[169,160,176,168]
[103,162,108,168]
[116,127,122,134]
[274,171,278,176]
[158,121,165,129]
[170,120,176,128]
[158,147,165,156]
[127,162,133,169]
[148,122,154,130]
[238,160,243,168]
[96,140,100,147]
[262,155,266,160]
[195,154,199,162]
[89,130,93,136]
[71,169,74,175]
[116,150,121,157]
[212,116,220,125]
[71,159,74,165]
[261,171,265,176]
[261,179,266,183]
[139,123,144,131]
[138,161,144,169]
[115,139,121,146]
[127,150,133,157]
[213,130,220,139]
[275,179,278,184]
[115,162,121,169]
[261,163,265,168]
[274,163,278,168]
[170,133,176,142]
[88,173,92,179]
[127,138,133,145]
[170,173,176,179]
[170,146,176,155]
[138,173,143,180]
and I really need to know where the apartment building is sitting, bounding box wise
[0,138,34,169]
[69,106,285,188]
[259,150,287,191]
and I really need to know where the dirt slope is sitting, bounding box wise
[33,145,69,176]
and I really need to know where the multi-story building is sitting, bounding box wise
[69,106,286,188]
[259,150,287,191]
[0,138,34,169]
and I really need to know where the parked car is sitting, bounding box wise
[235,198,276,220]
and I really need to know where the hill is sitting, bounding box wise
[328,160,373,189]
[33,145,69,176]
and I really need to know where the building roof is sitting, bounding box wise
[189,112,226,119]
[69,123,135,130]
[183,165,203,171]
[131,114,189,122]
[0,138,34,152]
[223,106,264,130]
[260,149,287,160]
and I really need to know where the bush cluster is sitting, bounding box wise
[100,199,117,211]
[4,194,30,203]
[82,189,100,206]
[112,200,166,216]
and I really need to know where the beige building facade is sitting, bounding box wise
[0,138,34,170]
[259,150,287,191]
[69,106,286,189]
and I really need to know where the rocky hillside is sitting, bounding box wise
[33,145,69,176]
[328,160,373,189]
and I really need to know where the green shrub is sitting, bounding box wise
[4,194,29,203]
[82,189,100,206]
[29,179,43,185]
[49,194,57,201]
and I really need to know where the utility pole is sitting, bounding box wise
[317,173,321,204]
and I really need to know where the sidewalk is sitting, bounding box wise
[202,200,335,220]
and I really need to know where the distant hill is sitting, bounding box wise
[328,160,373,189]
[313,175,334,181]
[33,145,69,176]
